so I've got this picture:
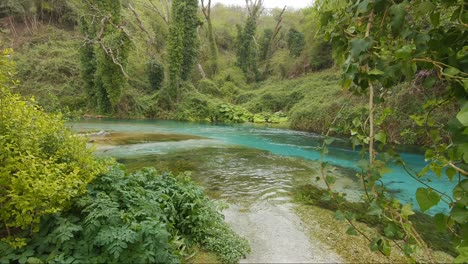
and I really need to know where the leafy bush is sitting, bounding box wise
[147,58,165,91]
[13,27,85,113]
[219,81,241,102]
[213,103,252,123]
[197,79,222,97]
[0,166,250,263]
[214,67,247,90]
[0,48,106,247]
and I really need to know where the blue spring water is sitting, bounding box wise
[69,119,456,214]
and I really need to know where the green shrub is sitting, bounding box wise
[13,27,85,113]
[219,81,240,102]
[0,48,106,247]
[0,166,250,264]
[147,58,165,91]
[214,67,247,89]
[173,92,215,121]
[213,103,252,123]
[197,79,222,97]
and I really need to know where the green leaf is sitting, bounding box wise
[367,202,383,216]
[368,68,384,76]
[375,131,387,144]
[446,167,456,180]
[416,188,440,212]
[384,223,398,238]
[422,76,436,88]
[350,38,373,59]
[444,67,461,76]
[451,206,468,224]
[416,2,435,15]
[395,45,414,59]
[320,11,333,26]
[334,210,345,220]
[454,247,468,263]
[456,102,468,126]
[433,213,447,232]
[430,12,440,27]
[346,226,358,236]
[324,137,335,145]
[325,176,336,185]
[357,159,369,171]
[356,0,369,14]
[401,203,415,217]
[453,180,468,206]
[389,3,406,36]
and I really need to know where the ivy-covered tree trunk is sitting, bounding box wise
[79,0,130,114]
[167,0,200,104]
[236,0,263,83]
[201,0,219,76]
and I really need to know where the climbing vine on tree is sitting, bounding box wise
[236,0,263,83]
[317,0,467,261]
[167,0,200,104]
[79,0,130,114]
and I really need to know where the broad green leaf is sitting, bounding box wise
[357,159,369,170]
[454,247,468,263]
[422,76,436,88]
[456,103,468,126]
[430,12,440,27]
[416,188,440,212]
[451,206,468,224]
[444,67,461,76]
[464,79,468,93]
[324,137,335,145]
[350,38,373,59]
[325,175,336,185]
[368,69,384,76]
[346,226,358,236]
[401,203,415,217]
[395,45,414,59]
[381,239,391,256]
[453,180,468,206]
[367,202,383,216]
[446,167,456,180]
[389,2,406,36]
[375,131,387,144]
[384,223,398,238]
[334,210,345,220]
[433,213,447,232]
[416,2,435,15]
[320,11,333,26]
[356,0,369,14]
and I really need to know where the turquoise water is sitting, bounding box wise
[69,119,455,214]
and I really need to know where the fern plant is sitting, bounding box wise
[0,165,250,264]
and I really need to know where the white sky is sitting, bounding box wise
[210,0,313,9]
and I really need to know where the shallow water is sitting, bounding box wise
[69,119,455,214]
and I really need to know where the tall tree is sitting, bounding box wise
[167,0,200,103]
[201,0,218,76]
[236,0,263,83]
[79,0,130,114]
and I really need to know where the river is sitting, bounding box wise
[69,120,455,214]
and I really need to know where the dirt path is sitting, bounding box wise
[223,202,343,263]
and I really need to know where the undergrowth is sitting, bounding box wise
[294,184,456,256]
[0,165,250,264]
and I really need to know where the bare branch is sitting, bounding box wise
[147,0,170,25]
[128,3,155,44]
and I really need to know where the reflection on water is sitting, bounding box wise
[69,119,455,214]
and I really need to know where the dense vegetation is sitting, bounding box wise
[0,0,466,262]
[0,46,249,262]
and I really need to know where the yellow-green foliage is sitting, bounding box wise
[0,48,105,246]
